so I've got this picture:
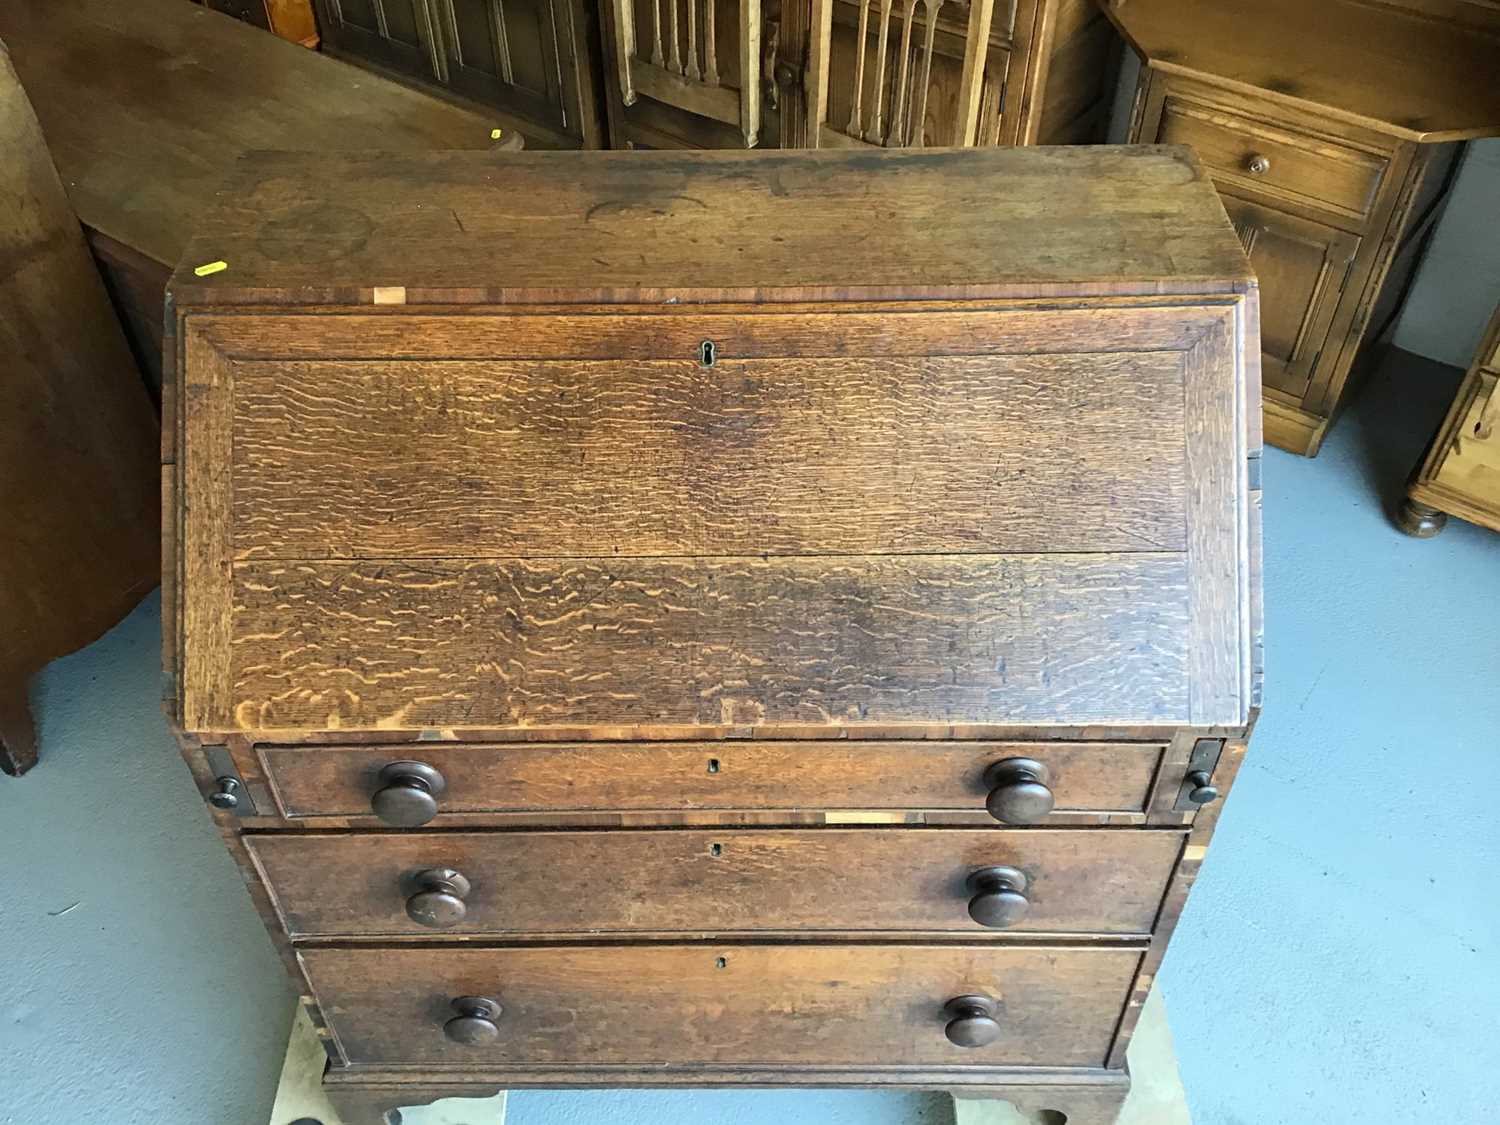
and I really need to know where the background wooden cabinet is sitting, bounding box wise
[1401,303,1500,537]
[601,0,1116,148]
[1219,194,1360,401]
[315,0,1114,148]
[315,0,606,147]
[1106,0,1500,456]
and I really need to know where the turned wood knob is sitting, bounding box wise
[966,865,1030,928]
[943,995,1002,1048]
[983,758,1054,824]
[406,868,471,929]
[371,761,447,827]
[444,997,502,1045]
[1184,771,1220,806]
[1246,153,1271,175]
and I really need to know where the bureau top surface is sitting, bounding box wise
[1103,0,1500,142]
[167,146,1251,304]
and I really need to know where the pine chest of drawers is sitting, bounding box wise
[165,146,1264,1125]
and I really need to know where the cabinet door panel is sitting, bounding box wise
[808,0,1013,147]
[317,0,442,80]
[610,0,764,146]
[1221,193,1359,399]
[318,0,600,146]
[440,0,575,134]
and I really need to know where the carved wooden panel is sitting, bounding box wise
[1220,192,1360,398]
[317,0,602,145]
[318,0,445,80]
[612,0,762,145]
[807,0,1007,146]
[438,0,583,138]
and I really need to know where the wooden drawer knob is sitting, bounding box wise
[405,868,471,929]
[371,761,446,827]
[965,865,1030,928]
[983,758,1054,824]
[444,996,502,1045]
[1184,770,1220,806]
[943,994,1001,1048]
[1246,153,1271,175]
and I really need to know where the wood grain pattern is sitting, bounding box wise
[174,289,1254,734]
[218,553,1191,731]
[249,827,1182,937]
[1183,306,1251,724]
[301,943,1141,1067]
[228,350,1188,559]
[260,740,1165,819]
[166,147,1252,304]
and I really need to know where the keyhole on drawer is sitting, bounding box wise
[715,956,728,969]
[699,339,717,367]
[707,758,720,774]
[709,843,723,857]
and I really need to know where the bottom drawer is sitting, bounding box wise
[303,944,1140,1068]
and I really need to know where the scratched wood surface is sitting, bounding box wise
[174,291,1253,734]
[300,943,1141,1067]
[249,827,1182,938]
[259,740,1164,819]
[166,147,1252,304]
[229,351,1187,559]
[216,553,1191,730]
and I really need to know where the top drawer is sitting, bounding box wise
[1157,96,1387,222]
[172,303,1253,734]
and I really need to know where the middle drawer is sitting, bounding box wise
[250,828,1181,938]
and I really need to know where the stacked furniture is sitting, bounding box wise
[1103,0,1500,456]
[313,0,1118,149]
[166,146,1262,1125]
[1401,303,1500,537]
[0,0,510,397]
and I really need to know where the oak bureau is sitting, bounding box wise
[164,147,1264,1125]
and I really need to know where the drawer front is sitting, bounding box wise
[302,943,1140,1067]
[249,828,1182,938]
[1157,96,1387,221]
[177,305,1254,733]
[261,741,1165,821]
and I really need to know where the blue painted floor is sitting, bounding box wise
[2,347,1496,1125]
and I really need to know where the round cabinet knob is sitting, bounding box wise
[943,995,1002,1048]
[1246,153,1272,175]
[406,868,471,929]
[443,996,502,1046]
[982,758,1054,824]
[965,865,1030,929]
[371,761,447,827]
[1185,770,1220,806]
[208,776,242,810]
